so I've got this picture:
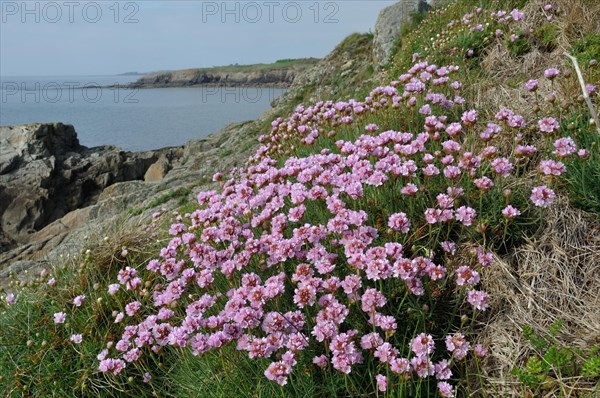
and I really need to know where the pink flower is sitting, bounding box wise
[544,68,560,79]
[530,185,556,208]
[376,374,388,392]
[54,312,67,324]
[360,333,384,350]
[455,206,476,227]
[474,344,487,357]
[401,183,419,196]
[510,8,524,21]
[467,290,489,311]
[6,293,16,305]
[538,117,560,133]
[525,79,538,91]
[365,123,379,132]
[491,157,513,178]
[438,381,455,397]
[539,160,566,176]
[98,358,126,375]
[388,212,411,233]
[586,84,596,94]
[47,278,56,286]
[456,266,480,287]
[502,205,521,219]
[312,355,328,368]
[553,137,577,157]
[108,284,120,295]
[441,241,457,255]
[72,295,85,307]
[125,301,142,317]
[143,372,152,383]
[435,360,452,380]
[411,333,435,356]
[70,334,83,344]
[446,333,470,359]
[461,110,478,126]
[411,355,435,378]
[474,176,494,191]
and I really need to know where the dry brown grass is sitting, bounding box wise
[474,197,600,397]
[470,0,599,164]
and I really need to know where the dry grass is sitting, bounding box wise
[471,0,599,162]
[475,197,600,397]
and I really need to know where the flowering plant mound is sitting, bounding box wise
[98,4,594,396]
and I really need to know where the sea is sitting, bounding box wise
[0,75,285,151]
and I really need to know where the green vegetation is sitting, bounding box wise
[513,321,600,396]
[1,1,599,397]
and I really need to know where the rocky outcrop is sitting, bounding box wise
[373,0,431,67]
[127,60,319,89]
[0,123,182,252]
[0,119,262,289]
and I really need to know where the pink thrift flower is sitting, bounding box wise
[388,212,411,233]
[525,79,538,91]
[435,359,452,380]
[143,372,152,383]
[502,205,521,219]
[455,206,476,227]
[456,266,480,287]
[441,241,457,255]
[538,117,560,133]
[438,381,455,397]
[539,160,566,176]
[312,355,328,368]
[125,301,142,317]
[544,68,560,79]
[376,374,388,392]
[54,312,67,324]
[411,333,435,356]
[6,293,16,305]
[461,110,478,126]
[365,123,379,132]
[553,137,577,157]
[108,284,120,295]
[530,185,556,208]
[401,183,419,196]
[474,176,494,191]
[467,290,489,311]
[446,333,470,359]
[491,157,513,178]
[70,334,83,344]
[474,344,487,357]
[47,278,56,286]
[72,295,85,307]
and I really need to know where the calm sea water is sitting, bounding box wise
[0,75,285,151]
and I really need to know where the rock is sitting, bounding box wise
[0,123,183,250]
[145,154,171,182]
[373,0,431,67]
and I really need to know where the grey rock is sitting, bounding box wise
[373,0,431,67]
[0,123,182,250]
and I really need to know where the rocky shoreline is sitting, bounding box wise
[119,59,319,89]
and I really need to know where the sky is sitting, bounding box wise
[0,0,398,76]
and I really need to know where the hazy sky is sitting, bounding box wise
[0,0,397,76]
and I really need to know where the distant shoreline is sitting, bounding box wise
[113,58,319,90]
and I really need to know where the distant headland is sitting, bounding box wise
[117,58,320,89]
